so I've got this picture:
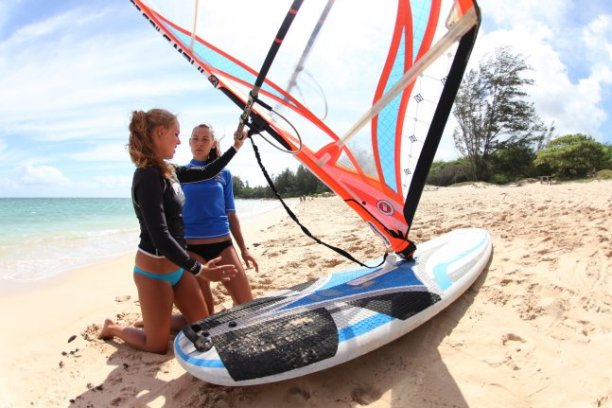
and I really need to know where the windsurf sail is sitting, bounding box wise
[130,0,481,258]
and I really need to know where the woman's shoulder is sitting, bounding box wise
[133,166,166,185]
[134,166,162,177]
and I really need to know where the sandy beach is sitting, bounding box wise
[1,180,610,408]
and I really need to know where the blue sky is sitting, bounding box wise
[0,0,610,197]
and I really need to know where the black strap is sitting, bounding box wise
[248,137,388,269]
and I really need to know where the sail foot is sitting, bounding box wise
[397,240,417,260]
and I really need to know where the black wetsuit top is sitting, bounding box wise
[131,146,237,274]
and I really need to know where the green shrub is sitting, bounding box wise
[427,159,472,186]
[534,134,607,179]
[596,169,612,179]
[490,173,512,184]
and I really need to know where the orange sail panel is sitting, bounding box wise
[130,0,480,256]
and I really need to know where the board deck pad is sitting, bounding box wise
[175,228,492,385]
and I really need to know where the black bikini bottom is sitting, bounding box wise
[187,240,233,261]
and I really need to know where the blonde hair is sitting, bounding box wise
[128,108,176,179]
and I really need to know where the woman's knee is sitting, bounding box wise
[146,340,169,354]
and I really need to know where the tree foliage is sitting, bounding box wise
[427,159,472,186]
[603,143,612,170]
[452,47,548,181]
[232,176,273,199]
[429,134,609,185]
[488,144,537,183]
[233,165,331,199]
[534,134,608,178]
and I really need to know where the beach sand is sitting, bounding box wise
[1,180,610,408]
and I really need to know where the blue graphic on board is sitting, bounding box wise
[433,234,488,290]
[282,261,423,311]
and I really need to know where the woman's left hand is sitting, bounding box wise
[241,249,259,272]
[233,130,248,149]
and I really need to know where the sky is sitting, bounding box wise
[0,0,610,197]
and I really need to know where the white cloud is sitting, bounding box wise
[5,8,89,44]
[0,6,207,143]
[18,161,70,186]
[469,3,612,142]
[583,14,612,57]
[68,142,130,162]
[482,0,572,32]
[93,175,132,190]
[581,15,612,92]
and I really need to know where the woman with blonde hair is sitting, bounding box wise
[99,108,245,354]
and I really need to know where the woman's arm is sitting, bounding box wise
[176,146,237,183]
[176,130,246,183]
[228,211,259,272]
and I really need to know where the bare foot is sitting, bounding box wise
[98,318,115,340]
[134,314,184,330]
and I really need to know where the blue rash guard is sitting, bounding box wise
[182,159,236,240]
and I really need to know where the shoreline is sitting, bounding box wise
[0,182,610,407]
[0,198,293,295]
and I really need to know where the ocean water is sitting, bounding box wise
[0,197,281,288]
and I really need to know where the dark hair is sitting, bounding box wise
[192,123,221,161]
[128,108,177,179]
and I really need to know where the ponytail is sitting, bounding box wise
[128,108,176,179]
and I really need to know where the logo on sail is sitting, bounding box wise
[376,200,395,216]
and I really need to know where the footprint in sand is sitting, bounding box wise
[82,324,100,341]
[351,385,382,405]
[111,396,125,406]
[250,281,270,290]
[286,261,300,268]
[501,333,526,345]
[322,258,343,268]
[285,386,310,403]
[364,248,378,256]
[259,277,273,285]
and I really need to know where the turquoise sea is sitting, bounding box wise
[0,197,280,289]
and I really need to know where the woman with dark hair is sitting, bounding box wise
[182,123,257,313]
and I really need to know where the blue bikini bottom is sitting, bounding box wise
[133,265,185,286]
